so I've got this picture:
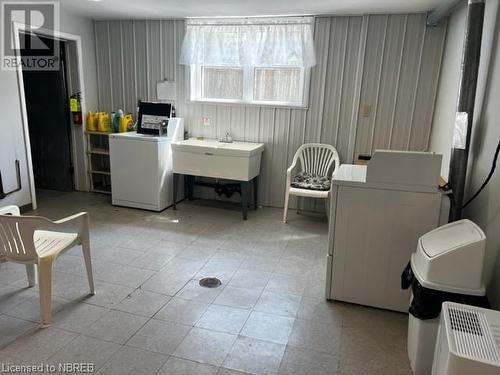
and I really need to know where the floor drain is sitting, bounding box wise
[199,277,222,288]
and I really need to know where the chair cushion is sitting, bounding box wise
[291,172,331,191]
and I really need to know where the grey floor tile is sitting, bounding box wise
[278,346,339,375]
[254,291,301,317]
[97,346,168,375]
[241,311,295,345]
[1,326,78,363]
[288,319,342,355]
[196,305,251,334]
[90,245,143,266]
[173,327,237,366]
[0,286,37,314]
[91,262,155,289]
[82,281,135,308]
[1,294,69,323]
[274,256,312,277]
[213,287,261,309]
[127,319,191,355]
[52,302,110,333]
[176,280,223,303]
[217,368,250,375]
[160,258,206,278]
[266,274,308,295]
[223,336,286,375]
[141,271,191,296]
[158,357,218,375]
[0,263,31,286]
[176,244,218,262]
[297,297,343,325]
[228,269,272,290]
[85,310,148,344]
[114,289,171,317]
[129,251,177,271]
[0,315,37,348]
[155,297,209,325]
[47,335,121,371]
[239,256,279,273]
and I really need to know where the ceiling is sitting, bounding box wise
[59,0,448,20]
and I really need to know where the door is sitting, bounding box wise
[21,35,73,191]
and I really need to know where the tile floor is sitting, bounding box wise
[0,191,411,374]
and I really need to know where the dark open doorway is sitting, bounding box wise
[21,34,74,192]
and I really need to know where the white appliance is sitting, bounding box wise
[326,150,448,312]
[109,117,184,211]
[408,219,487,375]
[433,302,500,375]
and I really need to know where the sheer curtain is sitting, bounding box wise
[180,17,316,68]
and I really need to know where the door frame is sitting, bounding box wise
[13,22,89,209]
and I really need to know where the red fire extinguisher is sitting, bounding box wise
[70,93,82,125]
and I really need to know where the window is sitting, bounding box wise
[190,65,307,106]
[181,17,316,107]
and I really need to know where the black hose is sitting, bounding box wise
[461,138,500,209]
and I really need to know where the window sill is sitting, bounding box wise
[188,98,308,110]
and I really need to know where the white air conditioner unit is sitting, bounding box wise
[433,302,500,375]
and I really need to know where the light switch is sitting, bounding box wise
[361,105,371,117]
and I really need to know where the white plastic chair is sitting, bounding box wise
[283,143,340,223]
[0,205,95,327]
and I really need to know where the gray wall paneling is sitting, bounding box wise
[94,15,446,210]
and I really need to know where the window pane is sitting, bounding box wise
[254,68,302,103]
[202,67,243,100]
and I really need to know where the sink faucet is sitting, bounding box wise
[220,130,233,143]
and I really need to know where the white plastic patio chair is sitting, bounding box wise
[0,205,95,327]
[283,143,340,223]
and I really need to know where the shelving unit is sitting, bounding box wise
[85,131,112,194]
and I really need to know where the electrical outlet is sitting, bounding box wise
[202,117,211,127]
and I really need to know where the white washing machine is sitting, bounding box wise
[109,118,184,211]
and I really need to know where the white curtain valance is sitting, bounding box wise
[180,17,316,68]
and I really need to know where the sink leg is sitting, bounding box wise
[241,181,250,220]
[187,176,195,201]
[173,173,178,210]
[253,177,259,210]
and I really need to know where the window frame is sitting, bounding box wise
[188,64,311,109]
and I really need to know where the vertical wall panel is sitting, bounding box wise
[354,15,388,157]
[304,18,331,143]
[371,15,407,151]
[108,22,124,110]
[94,21,111,112]
[335,16,363,161]
[410,21,447,151]
[121,21,137,115]
[320,17,349,147]
[390,14,427,150]
[134,21,149,102]
[94,14,446,210]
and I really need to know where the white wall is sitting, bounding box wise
[429,0,500,308]
[0,8,97,209]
